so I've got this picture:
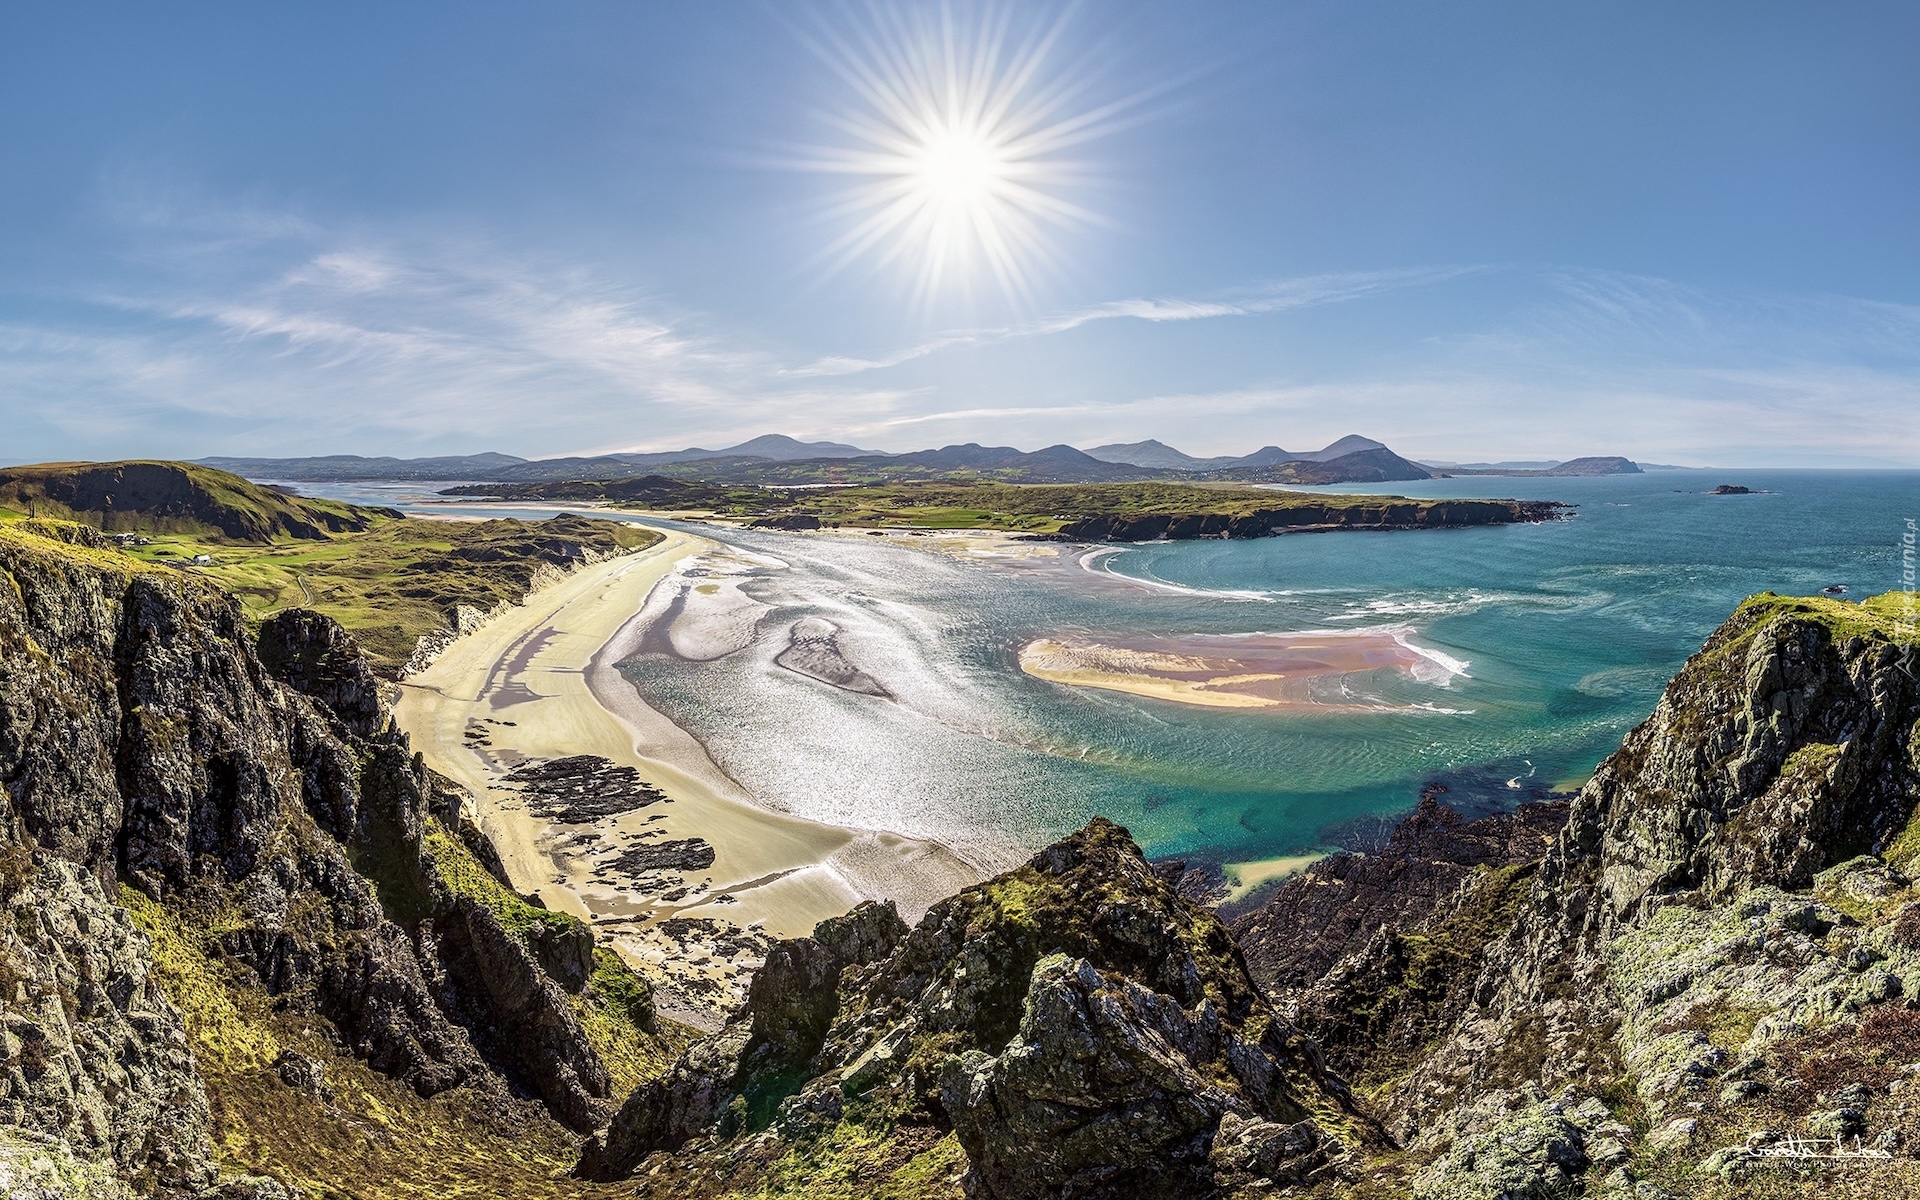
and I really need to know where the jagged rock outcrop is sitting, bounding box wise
[1237,593,1920,1196]
[1232,795,1569,1000]
[941,954,1340,1198]
[578,899,910,1175]
[428,897,612,1131]
[0,524,653,1191]
[582,819,1366,1197]
[1390,598,1920,1129]
[256,609,384,740]
[0,857,212,1195]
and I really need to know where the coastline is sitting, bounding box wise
[391,527,982,1022]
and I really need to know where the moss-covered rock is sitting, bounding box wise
[583,820,1368,1198]
[1,531,672,1193]
[0,858,212,1195]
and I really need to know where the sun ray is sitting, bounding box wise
[792,2,1135,307]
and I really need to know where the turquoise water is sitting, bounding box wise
[319,470,1920,874]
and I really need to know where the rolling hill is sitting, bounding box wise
[0,461,394,541]
[196,434,1655,489]
[1211,446,1436,484]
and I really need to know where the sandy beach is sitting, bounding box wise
[392,527,982,1022]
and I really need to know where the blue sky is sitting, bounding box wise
[2,2,1915,465]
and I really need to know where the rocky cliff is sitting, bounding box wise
[0,520,669,1197]
[1233,590,1920,1197]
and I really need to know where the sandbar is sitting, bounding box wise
[1019,629,1452,710]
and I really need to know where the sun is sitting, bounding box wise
[911,125,1006,209]
[797,5,1124,304]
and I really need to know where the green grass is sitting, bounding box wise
[1731,591,1920,648]
[0,519,168,575]
[0,460,382,541]
[453,478,1551,535]
[421,822,586,942]
[113,513,658,673]
[1,461,663,674]
[120,886,648,1200]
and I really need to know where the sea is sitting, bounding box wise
[305,469,1920,883]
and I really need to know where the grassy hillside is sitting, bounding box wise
[120,812,692,1200]
[0,463,662,675]
[0,460,389,541]
[115,514,660,673]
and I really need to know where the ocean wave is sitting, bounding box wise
[1076,548,1284,602]
[1391,631,1472,685]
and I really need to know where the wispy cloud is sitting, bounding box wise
[3,181,1915,466]
[1089,270,1920,465]
[783,265,1477,375]
[0,191,837,456]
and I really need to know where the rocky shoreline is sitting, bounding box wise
[1054,496,1569,542]
[5,508,1920,1198]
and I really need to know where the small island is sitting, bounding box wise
[1709,484,1752,495]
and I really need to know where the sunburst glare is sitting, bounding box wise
[798,4,1133,305]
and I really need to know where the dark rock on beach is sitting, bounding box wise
[605,837,717,874]
[505,754,668,822]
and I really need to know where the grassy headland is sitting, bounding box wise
[117,514,660,672]
[442,477,1568,540]
[0,462,661,674]
[0,460,386,540]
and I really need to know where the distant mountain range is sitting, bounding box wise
[199,434,881,482]
[199,433,1640,487]
[1083,435,1388,470]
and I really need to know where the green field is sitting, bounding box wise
[1,504,658,674]
[125,516,658,671]
[1,461,663,673]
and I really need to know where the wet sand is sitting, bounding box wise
[392,528,981,1023]
[1220,853,1326,902]
[1018,629,1446,710]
